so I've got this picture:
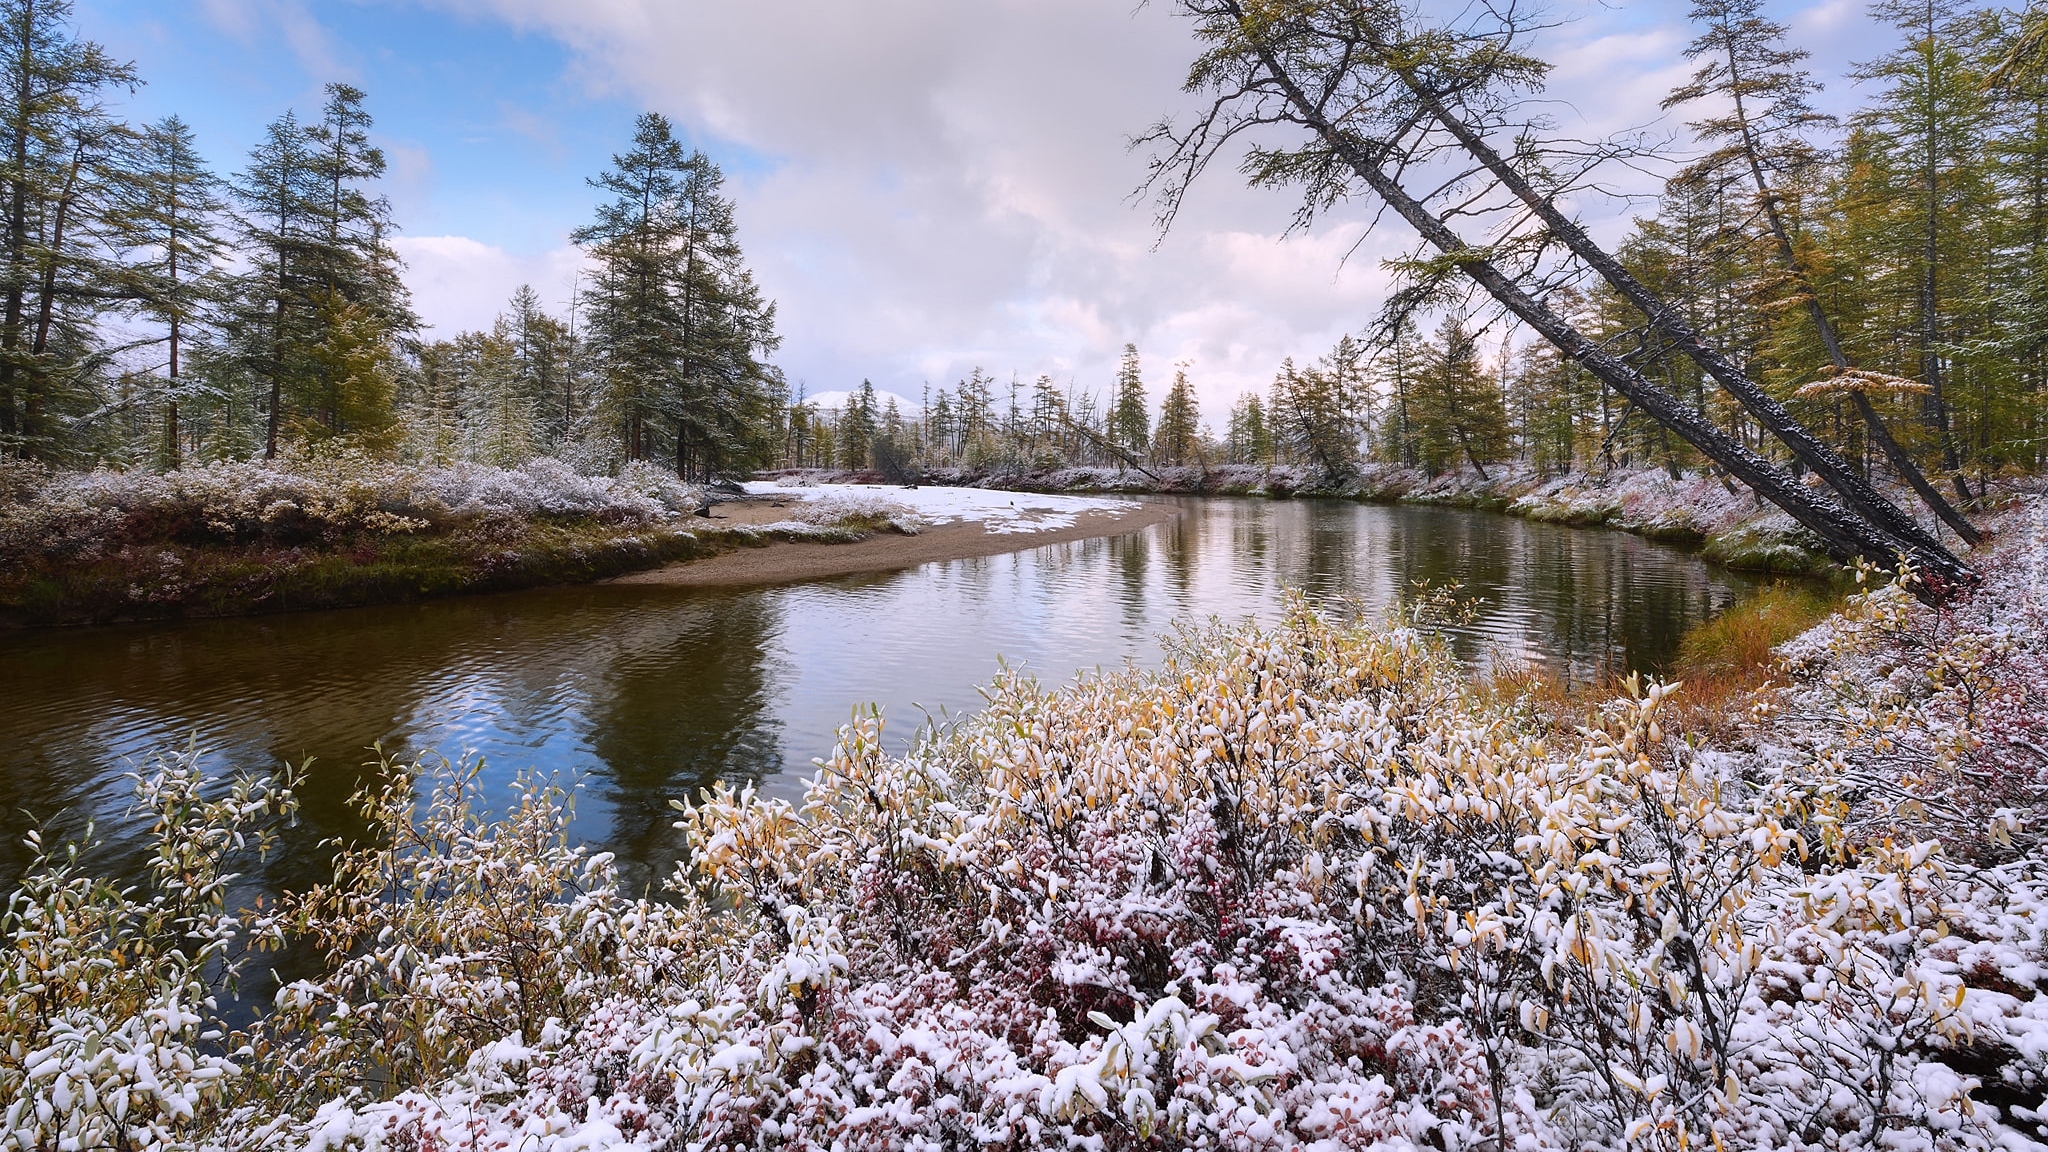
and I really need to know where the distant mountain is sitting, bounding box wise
[797,388,920,414]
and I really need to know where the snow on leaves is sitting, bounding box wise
[6,504,2048,1150]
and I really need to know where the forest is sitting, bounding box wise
[0,1,781,481]
[809,0,2048,504]
[10,0,2048,516]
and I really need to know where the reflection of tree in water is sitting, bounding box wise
[1230,499,1271,571]
[1487,521,1758,681]
[0,598,505,895]
[584,591,782,893]
[1391,509,1510,616]
[1159,504,1200,602]
[1301,502,1372,598]
[1110,529,1150,631]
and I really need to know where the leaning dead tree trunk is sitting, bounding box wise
[1383,76,1975,564]
[1146,0,1975,594]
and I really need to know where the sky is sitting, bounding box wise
[71,0,1916,419]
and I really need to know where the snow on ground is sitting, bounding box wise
[743,479,1139,535]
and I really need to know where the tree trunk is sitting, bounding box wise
[32,142,84,360]
[1721,41,1979,544]
[2,0,34,451]
[1234,26,1974,592]
[1389,73,1966,571]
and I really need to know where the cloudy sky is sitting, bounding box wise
[74,0,1909,418]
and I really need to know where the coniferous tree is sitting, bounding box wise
[1225,392,1270,464]
[1410,318,1508,478]
[834,380,878,469]
[1153,365,1201,465]
[1109,343,1150,459]
[122,115,226,468]
[222,87,409,458]
[1028,374,1065,463]
[1666,0,1978,540]
[226,111,314,459]
[0,0,135,461]
[574,114,779,477]
[1851,0,1999,479]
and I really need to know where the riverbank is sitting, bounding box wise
[0,457,791,627]
[611,484,1174,587]
[774,461,2014,577]
[0,461,1174,626]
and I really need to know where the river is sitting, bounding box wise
[0,496,1760,897]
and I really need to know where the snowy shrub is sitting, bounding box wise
[6,515,2048,1150]
[785,493,922,533]
[0,752,298,1152]
[0,456,703,563]
[1780,519,2048,858]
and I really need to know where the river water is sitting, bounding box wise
[0,496,1759,896]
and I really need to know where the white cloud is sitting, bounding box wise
[392,236,591,336]
[404,1,1743,414]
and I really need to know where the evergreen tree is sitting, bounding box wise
[1852,0,1999,475]
[1367,320,1425,466]
[1410,318,1509,478]
[574,114,780,477]
[1029,374,1065,462]
[122,115,226,467]
[1109,342,1149,458]
[503,284,578,452]
[0,0,136,461]
[956,367,996,464]
[1274,335,1365,477]
[1153,365,1201,465]
[1225,392,1271,464]
[224,110,316,459]
[1665,0,1978,539]
[835,380,877,469]
[223,86,410,457]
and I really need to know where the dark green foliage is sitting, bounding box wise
[573,114,782,479]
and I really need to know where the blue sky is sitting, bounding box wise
[77,1,642,312]
[67,0,1926,413]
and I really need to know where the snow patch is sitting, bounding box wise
[744,480,1139,535]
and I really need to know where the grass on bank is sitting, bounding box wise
[1486,579,1843,737]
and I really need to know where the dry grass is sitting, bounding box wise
[1482,581,1841,738]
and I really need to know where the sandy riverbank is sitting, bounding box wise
[609,492,1179,587]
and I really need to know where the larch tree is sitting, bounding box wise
[574,114,780,478]
[1410,317,1507,479]
[1226,391,1271,464]
[1666,0,1978,542]
[1141,0,1974,591]
[1851,1,2002,492]
[0,0,135,462]
[121,115,226,469]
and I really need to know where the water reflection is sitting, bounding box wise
[0,497,1760,897]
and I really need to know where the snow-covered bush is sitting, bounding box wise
[0,752,297,1152]
[7,523,2047,1150]
[1780,520,2048,859]
[0,456,703,564]
[785,493,922,534]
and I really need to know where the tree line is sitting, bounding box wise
[784,1,2048,507]
[0,0,780,479]
[1132,0,2048,588]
